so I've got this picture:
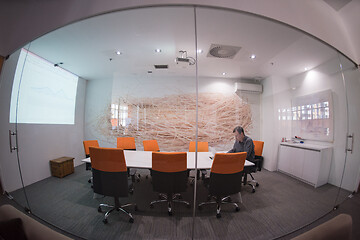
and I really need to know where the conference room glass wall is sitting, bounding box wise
[194,7,356,238]
[0,5,358,240]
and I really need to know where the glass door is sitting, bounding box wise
[0,4,358,240]
[336,54,360,206]
[7,6,198,239]
[0,44,32,211]
[194,6,353,239]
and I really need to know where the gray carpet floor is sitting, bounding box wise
[3,164,353,240]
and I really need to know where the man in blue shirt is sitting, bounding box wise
[228,126,255,162]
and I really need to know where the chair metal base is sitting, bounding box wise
[150,193,190,215]
[189,169,207,186]
[246,173,259,193]
[98,198,137,223]
[198,195,241,218]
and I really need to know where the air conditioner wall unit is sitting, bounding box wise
[235,82,263,93]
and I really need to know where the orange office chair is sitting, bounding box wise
[117,137,139,184]
[143,140,160,152]
[83,140,99,183]
[83,140,99,158]
[198,152,246,218]
[142,140,160,179]
[89,147,137,223]
[150,152,190,215]
[117,137,136,150]
[188,141,209,152]
[189,141,209,181]
[254,140,264,171]
[245,140,264,192]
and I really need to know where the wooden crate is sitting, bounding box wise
[50,157,74,178]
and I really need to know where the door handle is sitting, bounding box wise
[9,130,17,153]
[346,133,354,154]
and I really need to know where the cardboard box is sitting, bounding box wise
[50,157,74,178]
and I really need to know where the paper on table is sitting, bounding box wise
[209,146,216,159]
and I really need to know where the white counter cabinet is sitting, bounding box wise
[277,143,332,188]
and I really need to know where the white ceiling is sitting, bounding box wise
[26,6,339,81]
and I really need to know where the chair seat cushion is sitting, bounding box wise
[152,170,188,193]
[209,172,243,196]
[0,218,27,240]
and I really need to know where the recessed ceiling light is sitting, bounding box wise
[304,67,308,71]
[197,49,203,53]
[222,72,226,76]
[250,54,256,59]
[155,49,161,53]
[116,51,122,55]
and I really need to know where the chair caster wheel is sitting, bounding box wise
[134,205,138,211]
[150,204,154,209]
[256,183,259,187]
[91,185,93,188]
[168,211,173,216]
[88,179,91,183]
[103,219,108,224]
[129,218,134,223]
[235,207,240,212]
[216,213,221,218]
[98,207,102,213]
[252,189,255,193]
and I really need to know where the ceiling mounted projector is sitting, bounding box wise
[175,50,195,65]
[176,57,190,63]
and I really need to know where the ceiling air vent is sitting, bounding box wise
[207,44,241,59]
[154,64,168,69]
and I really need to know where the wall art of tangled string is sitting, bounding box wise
[96,92,252,151]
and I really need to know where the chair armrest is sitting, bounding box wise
[292,214,352,240]
[0,204,71,240]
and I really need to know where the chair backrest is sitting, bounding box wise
[83,140,99,157]
[151,152,187,194]
[189,141,209,152]
[143,140,160,152]
[253,140,264,157]
[89,147,128,197]
[209,152,247,196]
[152,152,187,172]
[117,137,136,150]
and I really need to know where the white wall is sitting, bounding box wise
[0,50,86,192]
[262,55,360,191]
[261,75,292,171]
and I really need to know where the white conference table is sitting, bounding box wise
[81,150,254,169]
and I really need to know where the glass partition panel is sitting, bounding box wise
[0,44,33,210]
[194,6,350,239]
[0,4,357,240]
[336,53,360,205]
[12,6,197,239]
